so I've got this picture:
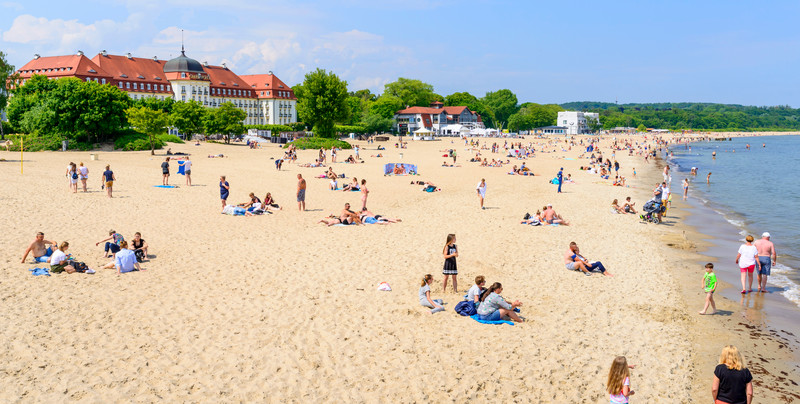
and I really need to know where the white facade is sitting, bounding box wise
[258,98,297,126]
[557,111,600,135]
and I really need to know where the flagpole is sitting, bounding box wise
[20,136,23,175]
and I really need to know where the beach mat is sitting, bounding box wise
[469,314,514,326]
[153,185,178,188]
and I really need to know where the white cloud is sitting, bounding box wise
[2,1,23,11]
[2,14,145,55]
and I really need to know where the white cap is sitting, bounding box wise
[762,232,770,238]
[547,203,552,207]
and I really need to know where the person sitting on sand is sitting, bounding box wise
[262,193,282,211]
[476,282,523,322]
[318,203,361,226]
[102,241,142,274]
[21,232,58,263]
[359,208,402,224]
[96,230,124,258]
[611,199,626,214]
[543,204,570,225]
[419,274,445,314]
[345,155,358,164]
[521,210,542,225]
[467,276,487,304]
[564,242,612,276]
[238,193,261,210]
[131,232,148,262]
[342,178,360,192]
[49,242,77,274]
[393,164,406,174]
[623,197,637,214]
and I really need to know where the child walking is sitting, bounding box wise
[419,274,444,314]
[607,356,636,404]
[442,234,458,292]
[699,262,717,315]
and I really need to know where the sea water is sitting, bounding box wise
[666,135,800,312]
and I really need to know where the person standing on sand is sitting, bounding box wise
[219,176,230,210]
[442,234,458,292]
[699,263,717,315]
[78,162,89,192]
[161,157,170,186]
[183,157,192,186]
[754,232,776,293]
[297,174,306,211]
[557,167,563,193]
[736,235,760,294]
[102,165,115,198]
[476,178,486,209]
[360,179,369,211]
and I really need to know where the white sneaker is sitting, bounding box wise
[85,269,96,274]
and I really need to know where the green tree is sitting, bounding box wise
[350,89,377,102]
[203,102,246,143]
[637,123,647,132]
[0,51,19,139]
[508,103,563,132]
[482,89,519,129]
[383,78,436,107]
[345,96,366,125]
[445,91,496,128]
[362,113,393,134]
[133,97,174,114]
[126,105,169,155]
[77,81,131,143]
[295,68,350,138]
[170,100,206,137]
[369,94,404,119]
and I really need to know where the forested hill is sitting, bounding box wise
[559,101,800,131]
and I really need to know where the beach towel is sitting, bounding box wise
[377,282,391,291]
[29,267,50,276]
[469,314,514,326]
[177,163,186,175]
[153,185,177,188]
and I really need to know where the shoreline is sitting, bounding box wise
[641,157,800,402]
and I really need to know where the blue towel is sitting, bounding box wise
[153,185,177,188]
[30,267,51,276]
[469,314,514,326]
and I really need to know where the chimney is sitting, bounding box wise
[268,71,273,75]
[222,63,228,69]
[126,53,132,59]
[203,61,209,67]
[101,49,108,56]
[77,50,84,56]
[153,56,158,61]
[34,54,40,59]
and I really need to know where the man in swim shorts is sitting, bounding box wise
[102,165,115,198]
[21,232,58,263]
[754,232,777,293]
[297,174,306,211]
[564,242,612,276]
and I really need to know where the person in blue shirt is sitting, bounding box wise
[557,168,563,193]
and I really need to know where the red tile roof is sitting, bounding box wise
[17,54,111,80]
[203,64,256,98]
[421,113,432,128]
[91,53,171,93]
[239,74,297,100]
[396,105,474,116]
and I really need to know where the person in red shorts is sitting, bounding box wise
[735,235,760,294]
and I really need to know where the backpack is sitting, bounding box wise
[72,172,78,179]
[454,300,477,316]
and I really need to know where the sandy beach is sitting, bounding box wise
[1,135,796,402]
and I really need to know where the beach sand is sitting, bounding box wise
[0,135,795,402]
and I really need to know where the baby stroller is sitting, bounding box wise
[640,199,665,223]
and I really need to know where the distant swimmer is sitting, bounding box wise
[707,172,712,184]
[762,143,766,148]
[712,151,716,159]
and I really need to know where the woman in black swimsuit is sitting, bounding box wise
[442,234,458,292]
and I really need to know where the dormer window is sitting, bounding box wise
[120,74,128,78]
[138,75,144,79]
[181,73,186,78]
[154,76,161,80]
[279,84,284,88]
[88,69,96,73]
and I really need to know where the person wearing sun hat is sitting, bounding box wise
[754,232,777,293]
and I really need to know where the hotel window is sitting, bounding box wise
[181,73,186,78]
[160,85,164,91]
[147,84,151,90]
[118,82,123,88]
[167,85,171,91]
[126,82,130,89]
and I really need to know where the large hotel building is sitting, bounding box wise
[14,49,297,126]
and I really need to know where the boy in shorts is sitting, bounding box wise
[699,263,717,315]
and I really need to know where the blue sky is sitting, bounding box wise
[2,0,799,106]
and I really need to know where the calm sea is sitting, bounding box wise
[666,135,800,310]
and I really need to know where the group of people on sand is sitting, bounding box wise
[611,197,638,214]
[21,230,149,275]
[65,162,116,198]
[417,234,525,322]
[317,202,400,226]
[521,204,570,226]
[236,192,282,215]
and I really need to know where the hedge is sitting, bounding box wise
[285,137,352,150]
[114,132,165,151]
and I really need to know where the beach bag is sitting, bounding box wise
[69,260,89,273]
[134,249,145,262]
[454,300,477,316]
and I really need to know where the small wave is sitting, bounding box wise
[768,273,800,308]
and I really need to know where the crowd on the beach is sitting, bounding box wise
[21,230,150,275]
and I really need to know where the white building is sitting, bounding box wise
[557,111,600,135]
